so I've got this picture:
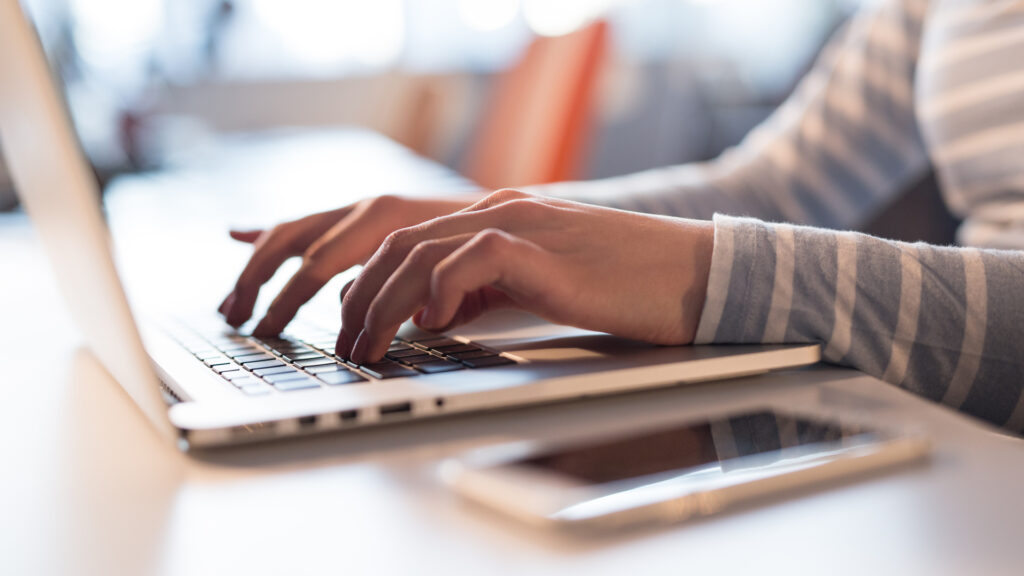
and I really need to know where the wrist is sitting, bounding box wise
[679,220,714,343]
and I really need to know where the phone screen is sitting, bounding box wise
[520,410,876,485]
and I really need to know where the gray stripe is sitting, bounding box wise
[714,219,769,342]
[763,226,795,343]
[840,234,903,375]
[881,245,922,386]
[960,251,1024,425]
[823,233,858,363]
[925,89,1024,148]
[786,227,838,344]
[901,246,967,402]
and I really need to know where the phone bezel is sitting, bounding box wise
[441,406,930,530]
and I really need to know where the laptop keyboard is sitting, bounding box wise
[170,322,516,396]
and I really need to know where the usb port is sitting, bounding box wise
[379,401,412,418]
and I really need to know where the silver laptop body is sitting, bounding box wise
[0,0,819,449]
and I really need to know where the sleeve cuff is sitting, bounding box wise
[693,214,781,344]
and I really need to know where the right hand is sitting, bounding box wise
[219,193,484,335]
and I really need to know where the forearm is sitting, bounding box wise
[696,215,1024,433]
[525,158,791,222]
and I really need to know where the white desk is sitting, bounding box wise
[3,131,1023,576]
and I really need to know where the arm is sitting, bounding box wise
[532,0,930,231]
[698,214,1024,433]
[335,190,1024,435]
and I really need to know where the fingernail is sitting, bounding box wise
[219,293,235,317]
[419,305,436,329]
[351,330,368,364]
[335,331,351,358]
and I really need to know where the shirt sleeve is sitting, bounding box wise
[532,0,931,231]
[696,214,1024,433]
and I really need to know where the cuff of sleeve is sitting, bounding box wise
[693,214,778,344]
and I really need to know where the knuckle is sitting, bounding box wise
[473,228,510,256]
[499,197,542,216]
[487,188,529,205]
[406,240,437,267]
[299,258,331,284]
[382,226,416,254]
[303,241,327,263]
[365,194,402,213]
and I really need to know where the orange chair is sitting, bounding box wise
[463,20,610,189]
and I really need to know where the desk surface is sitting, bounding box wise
[3,131,1023,576]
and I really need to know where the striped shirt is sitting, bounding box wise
[534,0,1024,433]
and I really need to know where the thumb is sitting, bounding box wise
[229,229,263,243]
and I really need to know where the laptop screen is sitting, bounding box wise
[18,0,134,179]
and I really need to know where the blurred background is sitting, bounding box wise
[2,0,873,210]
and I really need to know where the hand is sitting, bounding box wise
[336,189,715,364]
[219,193,484,335]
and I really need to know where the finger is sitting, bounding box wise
[339,279,355,304]
[253,206,396,335]
[224,208,349,327]
[229,229,263,243]
[338,201,541,354]
[422,229,559,331]
[218,292,236,316]
[351,234,472,363]
[251,264,331,336]
[412,286,514,332]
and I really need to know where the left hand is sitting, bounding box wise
[336,189,715,364]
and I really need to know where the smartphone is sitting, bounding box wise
[441,408,930,531]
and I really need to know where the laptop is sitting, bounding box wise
[0,1,819,449]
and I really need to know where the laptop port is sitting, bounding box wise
[379,401,412,418]
[435,397,445,408]
[339,409,359,423]
[297,415,317,429]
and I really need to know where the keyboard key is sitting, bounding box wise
[194,349,224,360]
[317,370,367,385]
[272,378,321,392]
[446,349,495,361]
[388,343,414,353]
[266,343,305,353]
[233,353,274,364]
[212,363,241,374]
[399,354,443,366]
[221,344,259,355]
[306,364,347,375]
[386,348,428,359]
[226,348,263,359]
[359,361,417,379]
[282,351,324,362]
[294,357,337,368]
[231,377,261,388]
[462,355,516,368]
[264,372,311,384]
[240,384,273,396]
[431,343,479,354]
[243,359,285,370]
[221,370,252,381]
[413,336,460,348]
[203,355,232,367]
[253,366,300,377]
[415,361,465,374]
